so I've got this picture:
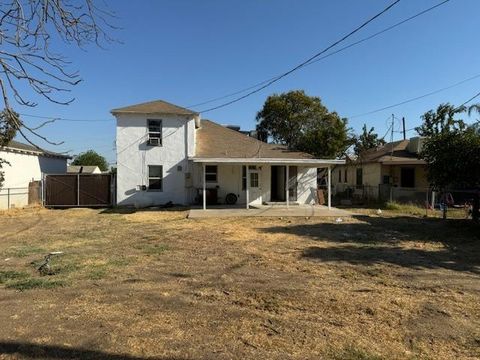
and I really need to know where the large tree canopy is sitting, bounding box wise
[72,150,109,172]
[256,90,351,158]
[418,103,480,220]
[353,124,386,156]
[416,103,467,137]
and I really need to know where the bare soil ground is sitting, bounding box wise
[0,207,479,360]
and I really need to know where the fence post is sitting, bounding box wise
[77,174,80,206]
[7,188,10,209]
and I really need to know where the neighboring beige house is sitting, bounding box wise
[0,140,69,209]
[332,137,428,201]
[67,165,102,174]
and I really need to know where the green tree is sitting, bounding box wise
[415,103,467,137]
[72,150,109,172]
[353,124,386,155]
[419,103,480,221]
[256,90,352,158]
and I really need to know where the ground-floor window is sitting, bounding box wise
[148,165,163,191]
[205,165,218,183]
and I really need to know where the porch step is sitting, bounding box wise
[263,202,300,206]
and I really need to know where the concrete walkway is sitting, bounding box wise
[188,204,353,218]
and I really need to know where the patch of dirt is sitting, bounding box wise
[0,208,479,359]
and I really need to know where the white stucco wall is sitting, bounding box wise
[0,150,67,209]
[115,113,196,207]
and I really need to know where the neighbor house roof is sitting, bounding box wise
[111,99,198,116]
[354,139,425,165]
[67,165,101,174]
[1,140,70,159]
[193,120,343,165]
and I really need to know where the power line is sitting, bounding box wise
[192,0,449,110]
[197,0,402,113]
[458,90,480,108]
[14,0,452,123]
[19,113,113,122]
[348,72,480,119]
[190,0,450,111]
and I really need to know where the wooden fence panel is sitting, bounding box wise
[45,174,112,207]
[79,175,111,206]
[45,175,78,206]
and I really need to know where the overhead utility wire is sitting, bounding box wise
[348,72,480,119]
[16,1,451,122]
[197,0,402,113]
[191,0,450,111]
[19,112,112,122]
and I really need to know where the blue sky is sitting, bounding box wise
[17,0,480,164]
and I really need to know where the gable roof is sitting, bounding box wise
[195,120,315,159]
[111,99,198,116]
[67,165,101,174]
[1,140,70,159]
[355,139,425,165]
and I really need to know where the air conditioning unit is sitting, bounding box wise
[148,137,161,146]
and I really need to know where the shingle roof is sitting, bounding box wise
[111,99,198,116]
[356,139,425,165]
[1,140,70,159]
[67,165,100,174]
[195,120,314,159]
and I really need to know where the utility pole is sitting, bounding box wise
[402,117,406,140]
[390,114,395,156]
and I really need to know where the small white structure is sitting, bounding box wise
[0,140,69,209]
[112,99,344,209]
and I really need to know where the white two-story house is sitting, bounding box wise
[112,99,343,209]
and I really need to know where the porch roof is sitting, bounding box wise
[190,157,345,166]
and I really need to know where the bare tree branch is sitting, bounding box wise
[0,0,115,163]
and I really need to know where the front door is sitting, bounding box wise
[248,169,262,205]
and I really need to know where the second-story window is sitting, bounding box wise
[147,119,162,146]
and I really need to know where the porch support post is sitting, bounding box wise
[246,165,249,209]
[203,163,206,210]
[327,166,332,210]
[286,165,289,208]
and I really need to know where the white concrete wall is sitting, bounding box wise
[296,167,317,204]
[0,150,67,209]
[115,113,196,207]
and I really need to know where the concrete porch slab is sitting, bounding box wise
[187,205,354,218]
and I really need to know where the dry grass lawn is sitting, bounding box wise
[0,207,479,360]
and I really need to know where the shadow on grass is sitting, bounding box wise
[100,206,190,215]
[0,341,187,360]
[261,215,480,274]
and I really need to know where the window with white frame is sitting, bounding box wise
[147,119,162,146]
[205,165,217,183]
[148,165,163,190]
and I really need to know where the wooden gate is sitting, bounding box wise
[44,174,113,207]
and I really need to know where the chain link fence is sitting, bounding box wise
[0,187,29,209]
